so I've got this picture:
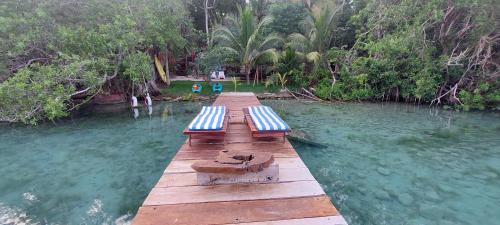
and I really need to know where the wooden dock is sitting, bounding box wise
[132,92,348,225]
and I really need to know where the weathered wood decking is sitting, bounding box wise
[132,92,348,225]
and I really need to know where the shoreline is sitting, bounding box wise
[2,94,497,125]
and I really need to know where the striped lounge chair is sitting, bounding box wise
[183,106,229,146]
[243,106,291,142]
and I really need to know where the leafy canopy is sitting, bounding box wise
[212,5,282,83]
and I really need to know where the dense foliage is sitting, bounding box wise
[243,0,497,110]
[314,0,499,110]
[265,2,307,36]
[0,0,193,123]
[0,60,100,124]
[1,0,498,124]
[196,46,238,76]
[212,6,282,84]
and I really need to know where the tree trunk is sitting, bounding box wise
[148,62,161,94]
[245,65,251,85]
[165,44,171,86]
[253,66,258,86]
[328,63,337,87]
[204,0,210,46]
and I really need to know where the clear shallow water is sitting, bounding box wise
[0,102,203,224]
[265,100,500,225]
[0,100,499,225]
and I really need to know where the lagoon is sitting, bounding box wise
[0,101,499,225]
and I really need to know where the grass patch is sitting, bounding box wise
[161,80,280,96]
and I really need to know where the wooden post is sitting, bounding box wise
[164,44,171,86]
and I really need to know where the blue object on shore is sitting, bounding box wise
[212,82,223,93]
[192,84,202,93]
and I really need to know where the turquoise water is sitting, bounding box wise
[265,100,500,225]
[0,103,202,224]
[0,101,499,225]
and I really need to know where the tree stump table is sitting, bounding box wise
[191,150,279,185]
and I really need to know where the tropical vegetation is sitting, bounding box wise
[0,0,498,124]
[211,6,282,84]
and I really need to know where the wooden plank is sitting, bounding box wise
[229,112,245,119]
[225,142,294,150]
[143,181,325,206]
[165,157,308,174]
[133,196,338,225]
[156,167,316,187]
[174,150,297,160]
[174,150,297,158]
[176,146,296,155]
[132,93,346,225]
[225,123,250,131]
[229,118,245,124]
[225,135,253,143]
[226,131,252,136]
[176,141,295,152]
[230,216,348,225]
[245,112,258,132]
[219,92,257,97]
[226,129,252,135]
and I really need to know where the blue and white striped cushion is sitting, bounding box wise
[249,106,290,132]
[188,106,226,131]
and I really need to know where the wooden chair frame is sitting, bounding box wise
[243,108,290,143]
[183,109,230,146]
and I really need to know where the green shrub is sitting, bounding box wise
[0,61,101,124]
[266,2,307,36]
[122,52,152,83]
[275,47,304,86]
[459,81,500,110]
[195,46,238,75]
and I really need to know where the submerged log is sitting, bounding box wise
[287,129,328,148]
[255,92,293,99]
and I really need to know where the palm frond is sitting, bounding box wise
[225,15,239,28]
[287,33,310,53]
[239,6,256,48]
[303,14,315,31]
[306,51,321,65]
[252,48,280,65]
[244,32,258,64]
[258,33,283,51]
[212,26,244,53]
[211,5,280,83]
[256,16,273,29]
[243,16,274,64]
[293,51,307,62]
[217,46,240,56]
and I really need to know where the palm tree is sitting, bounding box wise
[287,3,340,83]
[212,6,282,84]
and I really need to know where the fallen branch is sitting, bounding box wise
[431,83,460,105]
[301,88,323,101]
[11,57,50,72]
[292,90,320,101]
[68,86,104,111]
[70,87,91,97]
[285,88,299,100]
